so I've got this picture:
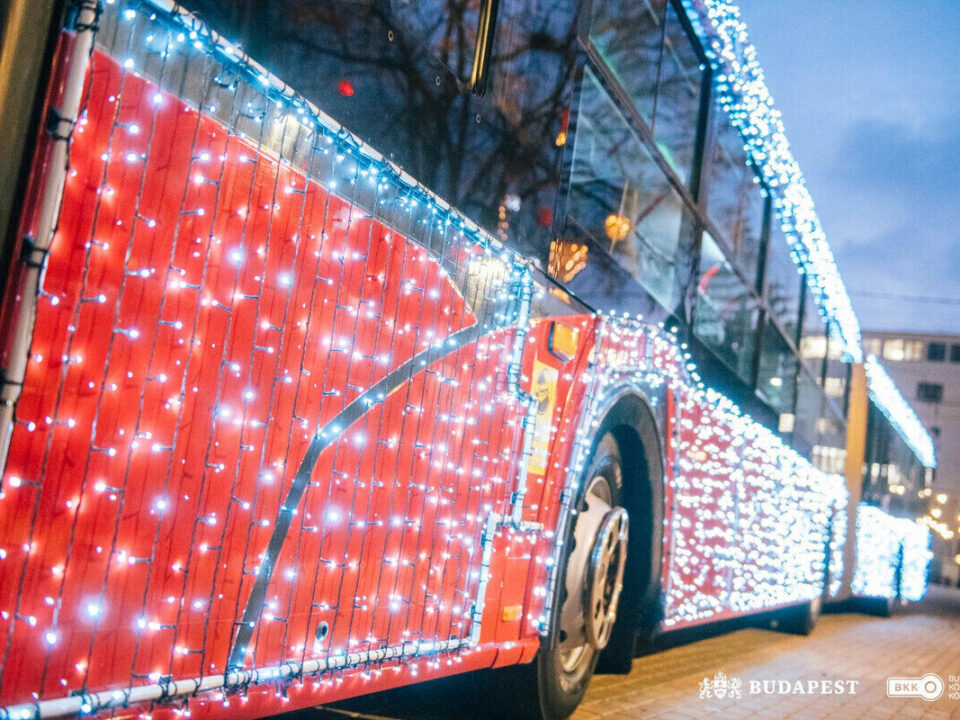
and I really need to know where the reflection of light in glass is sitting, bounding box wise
[548,240,588,283]
[604,213,631,243]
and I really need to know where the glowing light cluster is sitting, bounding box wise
[863,355,937,469]
[682,0,862,360]
[0,1,549,716]
[853,504,931,602]
[547,312,849,630]
[0,2,918,719]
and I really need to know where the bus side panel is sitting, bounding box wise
[510,313,599,651]
[0,44,540,717]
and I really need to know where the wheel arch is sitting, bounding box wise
[589,390,667,662]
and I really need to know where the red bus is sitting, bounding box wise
[0,2,935,719]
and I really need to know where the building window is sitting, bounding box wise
[864,337,883,357]
[951,344,960,363]
[883,338,923,362]
[917,382,943,403]
[927,342,946,362]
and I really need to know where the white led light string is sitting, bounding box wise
[863,355,936,469]
[681,0,862,361]
[1,0,548,715]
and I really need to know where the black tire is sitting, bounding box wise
[859,595,894,617]
[779,596,821,635]
[860,544,904,617]
[481,433,625,720]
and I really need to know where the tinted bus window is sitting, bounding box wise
[792,370,823,457]
[693,232,758,382]
[764,217,802,342]
[564,69,684,311]
[706,105,765,282]
[756,319,797,416]
[813,403,846,474]
[653,1,705,183]
[589,0,663,121]
[824,335,849,406]
[390,0,480,83]
[589,0,705,184]
[799,302,829,380]
[182,0,578,262]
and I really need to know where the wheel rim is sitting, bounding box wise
[586,507,628,650]
[810,595,822,621]
[557,474,628,674]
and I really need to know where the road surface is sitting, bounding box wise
[280,585,960,720]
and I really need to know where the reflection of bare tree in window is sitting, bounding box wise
[589,0,703,183]
[707,114,764,279]
[182,0,579,258]
[566,70,683,310]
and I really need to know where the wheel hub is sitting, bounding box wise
[585,506,628,650]
[557,475,629,673]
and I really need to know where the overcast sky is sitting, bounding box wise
[735,0,960,335]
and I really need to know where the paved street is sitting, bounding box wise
[286,585,960,720]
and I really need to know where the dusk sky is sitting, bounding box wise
[736,1,960,335]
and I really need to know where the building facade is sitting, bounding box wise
[863,331,960,584]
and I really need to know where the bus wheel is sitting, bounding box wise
[860,596,895,617]
[780,596,821,636]
[491,433,629,720]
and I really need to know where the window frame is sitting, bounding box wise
[574,0,844,439]
[581,0,712,204]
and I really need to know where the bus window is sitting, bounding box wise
[764,215,803,343]
[389,0,481,83]
[756,319,798,417]
[799,301,829,381]
[693,232,759,383]
[564,68,684,311]
[180,0,578,263]
[813,404,847,474]
[653,1,707,184]
[705,104,766,283]
[792,369,823,458]
[589,0,706,184]
[824,334,850,410]
[589,0,663,122]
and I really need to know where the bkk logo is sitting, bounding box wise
[886,674,944,701]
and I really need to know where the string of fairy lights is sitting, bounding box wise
[863,355,937,469]
[0,1,553,716]
[554,313,850,627]
[0,1,936,719]
[853,505,931,602]
[681,0,863,362]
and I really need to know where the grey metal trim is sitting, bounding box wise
[226,321,488,669]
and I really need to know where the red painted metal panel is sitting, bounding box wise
[0,48,544,718]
